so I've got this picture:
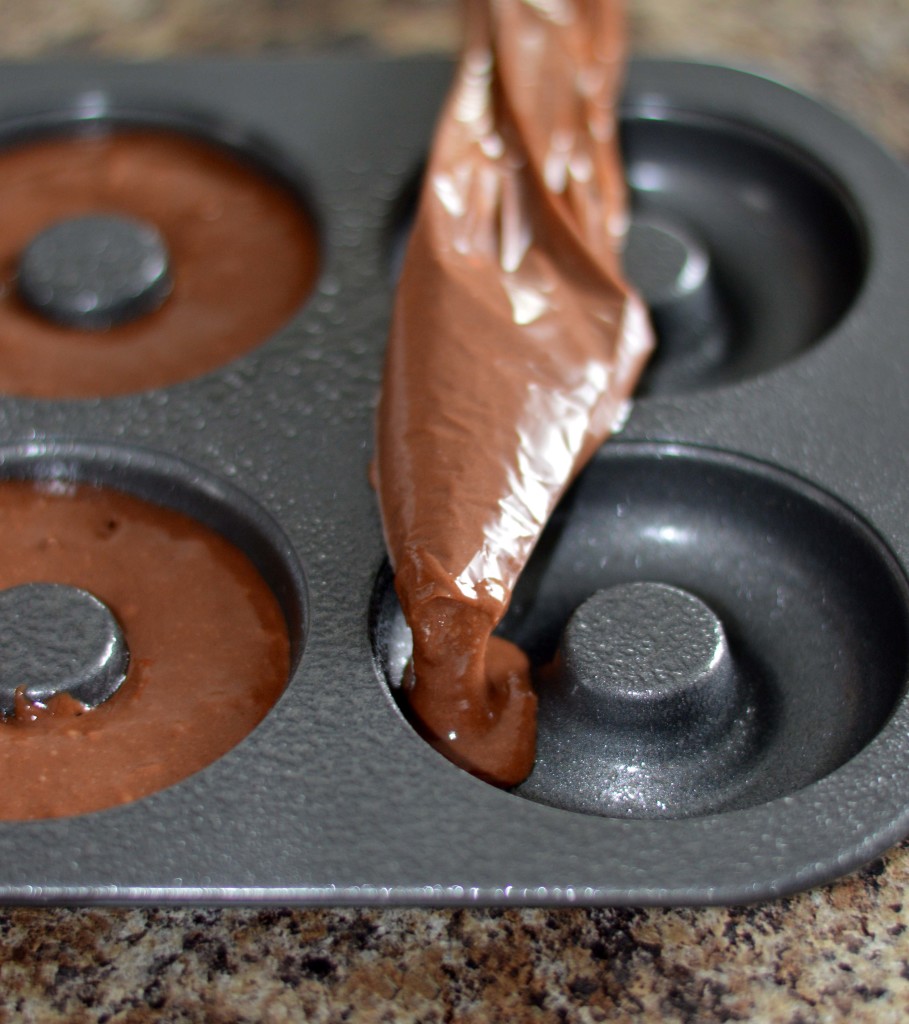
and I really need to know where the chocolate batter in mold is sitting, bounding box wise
[0,115,319,398]
[0,442,304,820]
[0,56,904,905]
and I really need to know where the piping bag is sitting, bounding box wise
[374,0,654,787]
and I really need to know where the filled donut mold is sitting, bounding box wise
[0,99,320,397]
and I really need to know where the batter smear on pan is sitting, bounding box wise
[374,0,654,785]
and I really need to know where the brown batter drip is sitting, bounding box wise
[375,0,654,786]
[0,480,290,820]
[0,129,319,398]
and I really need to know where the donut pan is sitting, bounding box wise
[0,56,907,906]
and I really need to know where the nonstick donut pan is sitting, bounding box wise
[0,56,907,906]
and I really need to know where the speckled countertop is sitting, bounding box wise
[1,2,908,1022]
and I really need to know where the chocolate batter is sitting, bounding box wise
[0,129,318,397]
[0,480,290,820]
[375,0,653,786]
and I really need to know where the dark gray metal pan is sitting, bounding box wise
[0,57,906,906]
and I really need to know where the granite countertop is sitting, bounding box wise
[1,2,908,1021]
